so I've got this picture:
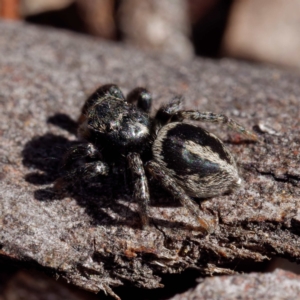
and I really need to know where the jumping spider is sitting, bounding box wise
[57,84,257,233]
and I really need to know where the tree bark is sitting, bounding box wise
[0,21,299,299]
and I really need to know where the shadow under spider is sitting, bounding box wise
[21,113,190,231]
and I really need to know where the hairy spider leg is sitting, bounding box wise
[62,161,109,181]
[61,143,102,170]
[54,143,109,190]
[146,161,214,233]
[126,87,152,113]
[127,152,150,227]
[155,95,184,125]
[54,161,109,190]
[173,111,258,141]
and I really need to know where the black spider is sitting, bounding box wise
[56,84,257,232]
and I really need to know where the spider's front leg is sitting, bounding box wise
[55,143,109,190]
[126,87,152,113]
[127,152,150,228]
[173,111,258,141]
[146,161,215,234]
[61,143,102,170]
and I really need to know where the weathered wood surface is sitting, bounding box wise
[171,269,300,300]
[0,21,300,299]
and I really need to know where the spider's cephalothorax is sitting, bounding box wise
[78,85,152,157]
[58,84,257,233]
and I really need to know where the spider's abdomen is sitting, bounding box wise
[152,122,241,198]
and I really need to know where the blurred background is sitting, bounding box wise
[1,0,300,68]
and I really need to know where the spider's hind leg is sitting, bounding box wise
[173,111,258,141]
[146,161,215,234]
